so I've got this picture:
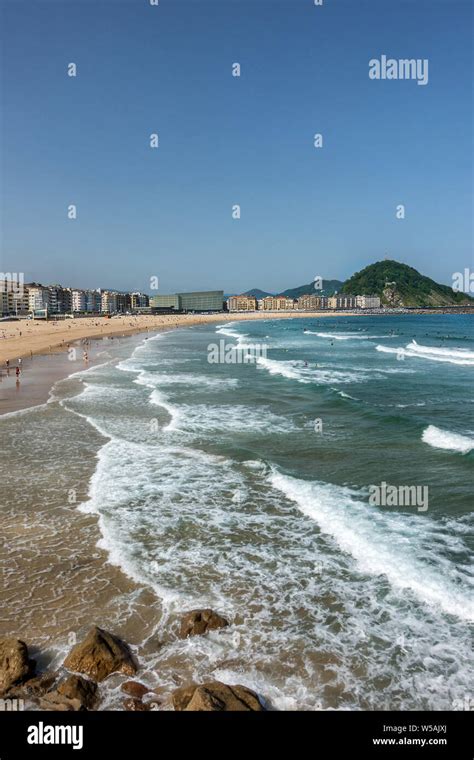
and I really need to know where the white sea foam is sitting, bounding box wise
[422,425,474,455]
[256,356,369,384]
[268,469,474,621]
[307,331,396,341]
[376,340,474,366]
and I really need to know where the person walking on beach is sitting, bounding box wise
[15,366,20,379]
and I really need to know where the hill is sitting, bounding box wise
[342,260,474,307]
[242,288,274,298]
[279,279,343,299]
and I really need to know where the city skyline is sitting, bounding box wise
[1,0,472,294]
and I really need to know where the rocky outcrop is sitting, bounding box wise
[63,627,137,682]
[6,672,57,700]
[172,681,263,711]
[178,609,229,639]
[0,638,34,694]
[40,675,98,711]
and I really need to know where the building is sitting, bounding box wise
[262,296,296,310]
[72,290,86,312]
[101,291,118,313]
[131,292,149,310]
[328,294,358,309]
[85,290,102,313]
[149,294,180,311]
[177,290,224,312]
[227,295,257,312]
[48,285,72,314]
[28,285,51,314]
[356,294,381,309]
[0,279,29,315]
[297,294,328,310]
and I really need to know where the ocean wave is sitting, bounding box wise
[268,469,474,621]
[422,425,474,455]
[306,331,396,341]
[376,340,474,366]
[256,356,370,385]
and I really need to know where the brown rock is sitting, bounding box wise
[0,639,34,694]
[178,609,229,639]
[172,682,198,711]
[173,680,263,712]
[7,672,57,700]
[57,675,98,710]
[121,681,149,699]
[123,697,149,711]
[63,627,137,682]
[39,692,83,712]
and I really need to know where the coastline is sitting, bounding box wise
[1,309,472,417]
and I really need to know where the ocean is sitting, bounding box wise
[0,314,473,710]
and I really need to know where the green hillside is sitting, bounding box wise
[342,260,473,307]
[279,279,343,298]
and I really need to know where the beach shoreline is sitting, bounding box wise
[1,309,472,417]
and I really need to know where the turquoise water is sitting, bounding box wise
[1,315,473,710]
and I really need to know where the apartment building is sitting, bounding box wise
[131,292,149,310]
[297,294,328,310]
[328,294,358,309]
[101,291,118,313]
[72,290,86,312]
[227,295,257,311]
[356,294,381,309]
[262,296,296,310]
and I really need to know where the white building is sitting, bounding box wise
[72,290,86,312]
[356,295,381,309]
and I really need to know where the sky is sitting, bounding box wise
[0,0,472,294]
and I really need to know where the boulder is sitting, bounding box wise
[57,675,98,709]
[0,639,34,694]
[178,609,229,639]
[7,672,57,700]
[121,681,149,699]
[63,627,137,682]
[173,681,263,712]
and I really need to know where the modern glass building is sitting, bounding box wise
[177,290,224,312]
[149,294,180,310]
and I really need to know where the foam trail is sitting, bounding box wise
[422,425,474,455]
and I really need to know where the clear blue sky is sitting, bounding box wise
[0,0,472,294]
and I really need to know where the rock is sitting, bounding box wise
[39,692,83,712]
[0,639,34,694]
[172,683,199,711]
[173,681,263,712]
[57,675,98,710]
[178,609,229,639]
[123,697,150,711]
[121,681,149,699]
[7,672,57,700]
[63,627,137,682]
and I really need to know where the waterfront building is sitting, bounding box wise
[328,294,358,309]
[297,294,328,310]
[227,295,257,311]
[149,294,180,310]
[356,295,381,309]
[177,290,224,312]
